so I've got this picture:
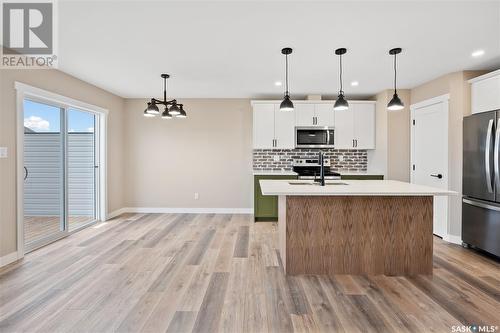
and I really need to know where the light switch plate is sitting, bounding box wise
[273,155,280,162]
[0,147,7,158]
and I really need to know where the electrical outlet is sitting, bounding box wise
[194,192,199,200]
[273,155,280,162]
[338,155,344,162]
[0,147,7,158]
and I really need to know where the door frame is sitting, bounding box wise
[410,93,450,237]
[15,82,108,257]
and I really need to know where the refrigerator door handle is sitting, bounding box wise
[463,198,500,212]
[495,117,500,190]
[485,119,494,193]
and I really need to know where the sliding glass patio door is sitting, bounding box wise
[23,100,98,252]
[67,108,97,232]
[23,100,66,249]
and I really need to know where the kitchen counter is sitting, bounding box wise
[252,170,297,176]
[259,179,455,196]
[261,179,456,277]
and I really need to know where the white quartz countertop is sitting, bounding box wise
[253,170,298,176]
[252,170,384,176]
[259,179,457,196]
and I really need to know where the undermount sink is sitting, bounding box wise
[288,182,349,186]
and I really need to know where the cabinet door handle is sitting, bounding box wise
[275,139,277,147]
[352,139,355,147]
[355,139,358,148]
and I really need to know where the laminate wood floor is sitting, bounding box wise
[0,213,499,333]
[24,216,95,244]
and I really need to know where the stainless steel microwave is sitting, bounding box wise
[295,127,335,148]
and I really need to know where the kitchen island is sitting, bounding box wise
[259,179,455,276]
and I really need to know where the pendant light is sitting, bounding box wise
[144,74,187,119]
[169,103,181,116]
[279,47,294,111]
[161,107,172,119]
[387,48,404,111]
[177,105,187,118]
[144,103,156,117]
[334,48,349,111]
[146,102,160,115]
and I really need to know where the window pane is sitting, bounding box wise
[23,100,64,246]
[67,108,96,230]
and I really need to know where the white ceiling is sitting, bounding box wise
[58,1,500,99]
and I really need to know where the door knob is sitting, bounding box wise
[430,174,443,179]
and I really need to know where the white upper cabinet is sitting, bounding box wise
[274,105,295,149]
[295,104,315,126]
[470,71,500,114]
[353,103,376,149]
[314,104,335,126]
[252,103,295,149]
[295,103,335,126]
[253,104,275,149]
[252,101,375,150]
[334,102,376,149]
[334,107,354,149]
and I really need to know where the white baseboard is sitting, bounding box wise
[443,234,462,245]
[107,207,128,220]
[0,251,20,268]
[108,207,253,217]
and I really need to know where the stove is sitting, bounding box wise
[292,158,341,180]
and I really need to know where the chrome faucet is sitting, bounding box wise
[315,151,326,186]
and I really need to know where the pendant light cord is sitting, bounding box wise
[285,54,289,96]
[393,53,397,94]
[163,76,167,102]
[339,53,343,94]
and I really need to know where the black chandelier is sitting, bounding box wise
[144,74,186,119]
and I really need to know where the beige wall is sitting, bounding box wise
[387,89,411,181]
[123,99,253,209]
[410,70,486,237]
[0,69,125,257]
[367,91,388,176]
[368,89,410,182]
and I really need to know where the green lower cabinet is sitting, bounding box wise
[254,175,297,222]
[341,174,384,180]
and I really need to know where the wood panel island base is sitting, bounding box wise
[260,180,456,277]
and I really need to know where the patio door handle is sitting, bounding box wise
[430,174,443,179]
[24,166,28,180]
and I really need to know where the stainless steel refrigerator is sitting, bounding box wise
[463,111,500,257]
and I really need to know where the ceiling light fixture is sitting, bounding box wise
[144,103,156,117]
[280,47,294,111]
[144,74,187,119]
[334,48,349,111]
[275,81,282,86]
[351,81,359,87]
[387,48,404,111]
[471,49,485,58]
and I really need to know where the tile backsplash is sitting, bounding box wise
[253,149,368,172]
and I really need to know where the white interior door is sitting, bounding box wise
[411,98,449,238]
